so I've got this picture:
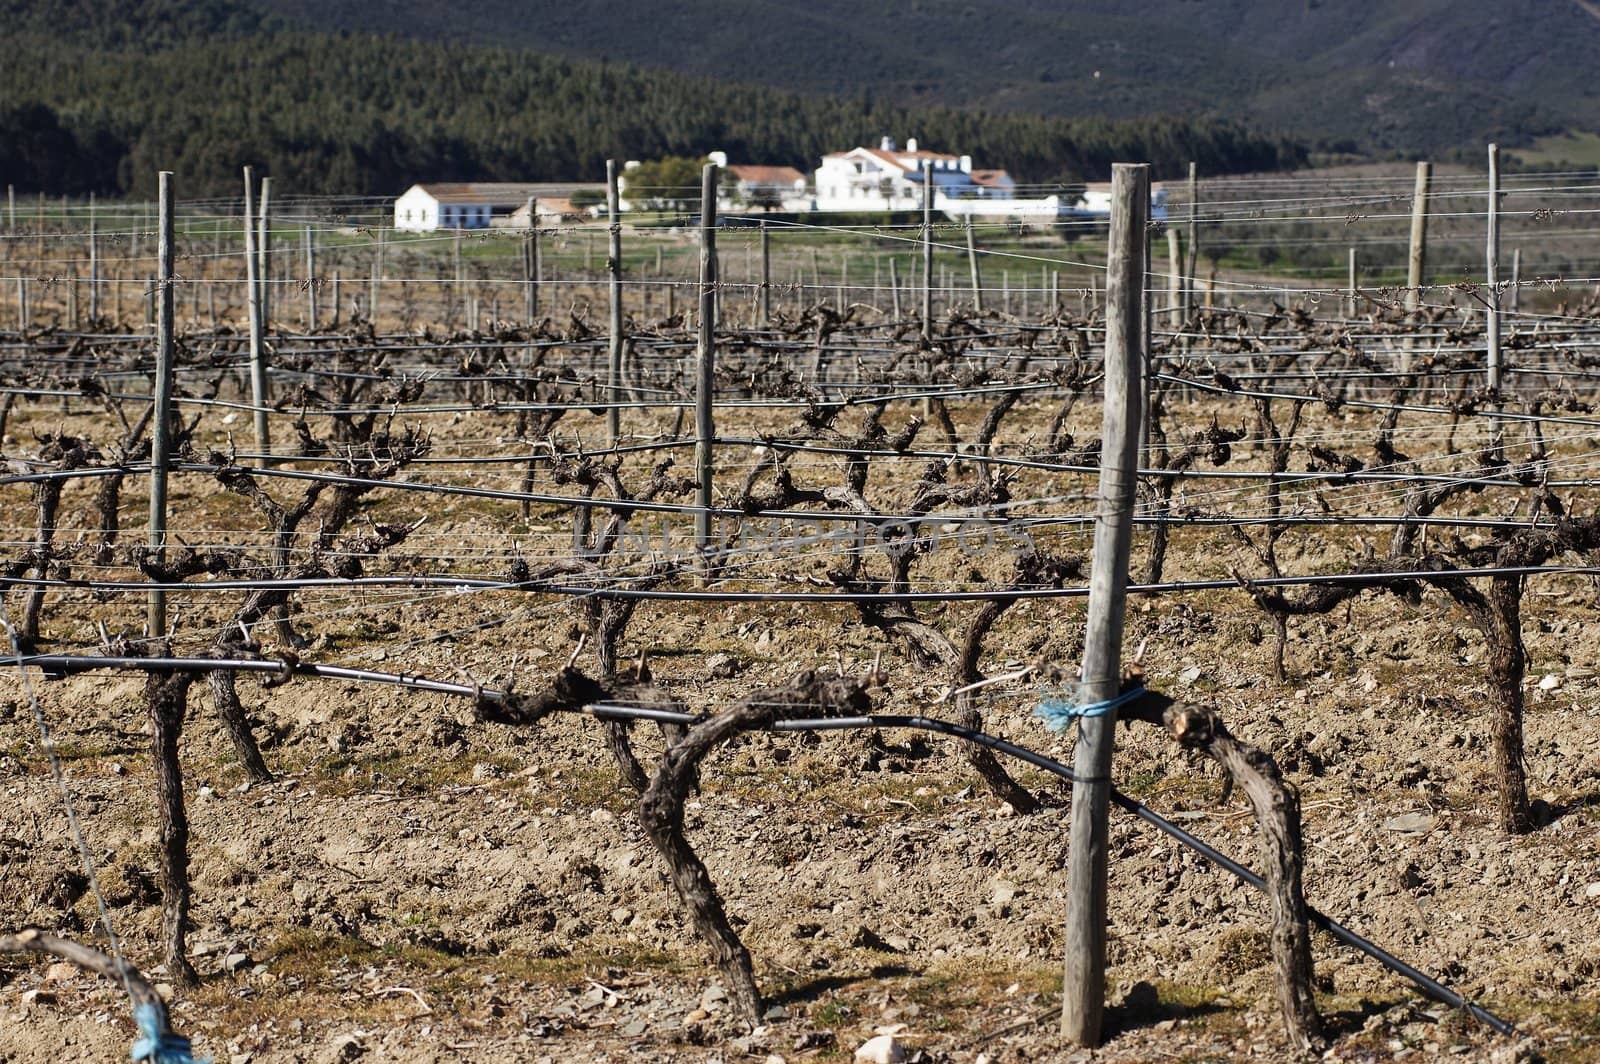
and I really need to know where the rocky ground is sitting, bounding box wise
[2,398,1599,1062]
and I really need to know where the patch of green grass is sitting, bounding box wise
[1509,130,1600,169]
[519,762,636,815]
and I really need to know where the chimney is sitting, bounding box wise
[959,154,972,172]
[906,137,918,153]
[708,150,728,168]
[880,136,895,151]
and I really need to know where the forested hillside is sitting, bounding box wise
[254,0,1600,156]
[0,0,1304,198]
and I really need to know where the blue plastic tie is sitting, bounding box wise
[130,1002,208,1064]
[1033,684,1146,733]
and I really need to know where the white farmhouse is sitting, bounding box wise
[709,153,809,212]
[393,183,604,231]
[813,137,1014,212]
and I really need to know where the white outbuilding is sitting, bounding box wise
[393,183,603,231]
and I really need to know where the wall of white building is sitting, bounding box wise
[393,186,494,231]
[393,186,437,231]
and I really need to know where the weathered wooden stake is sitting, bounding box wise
[243,167,270,456]
[525,195,540,323]
[452,229,464,326]
[257,176,272,332]
[1183,162,1198,351]
[149,171,176,638]
[695,162,719,564]
[370,226,385,324]
[1166,227,1182,328]
[1347,247,1358,319]
[966,215,984,313]
[889,256,901,320]
[1511,247,1521,314]
[607,160,625,445]
[88,192,99,322]
[1062,161,1147,1047]
[921,161,934,342]
[304,224,317,329]
[1486,144,1503,454]
[758,220,771,326]
[1403,161,1431,371]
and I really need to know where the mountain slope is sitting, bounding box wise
[0,0,1303,197]
[250,0,1600,153]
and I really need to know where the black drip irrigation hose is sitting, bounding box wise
[12,652,1516,1037]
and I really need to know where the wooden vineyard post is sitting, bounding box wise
[304,224,317,329]
[243,167,271,456]
[1166,227,1182,328]
[695,162,719,566]
[1511,247,1521,313]
[88,192,99,322]
[1347,247,1358,319]
[759,220,771,326]
[525,195,539,323]
[370,226,385,325]
[149,171,176,638]
[1403,161,1431,369]
[1486,143,1503,456]
[452,229,464,328]
[966,215,984,314]
[1182,161,1198,351]
[889,256,901,320]
[1061,162,1148,1047]
[257,176,272,333]
[607,160,624,446]
[921,161,934,343]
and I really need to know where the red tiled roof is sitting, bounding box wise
[727,164,805,185]
[412,182,601,206]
